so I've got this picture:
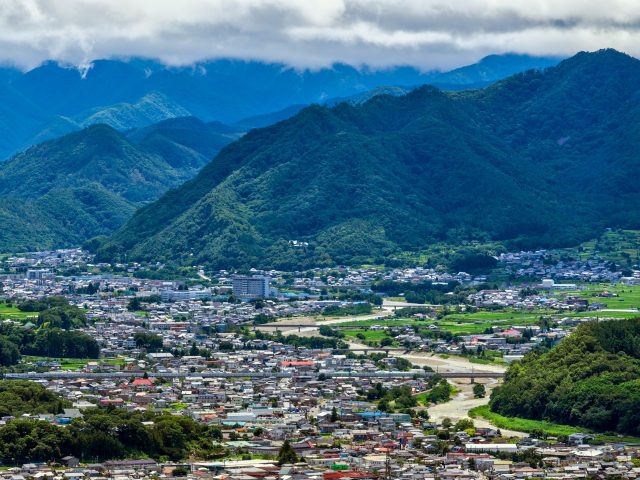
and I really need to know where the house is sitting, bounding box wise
[568,433,595,445]
[61,456,80,467]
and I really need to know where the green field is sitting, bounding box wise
[555,283,640,311]
[22,356,126,370]
[435,311,545,334]
[342,329,391,342]
[0,302,38,321]
[338,318,432,328]
[443,311,547,321]
[469,405,640,443]
[577,229,640,265]
[566,310,640,319]
[338,310,544,336]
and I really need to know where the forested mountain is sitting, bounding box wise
[0,54,559,158]
[0,119,240,251]
[490,318,640,435]
[95,49,640,269]
[431,53,561,86]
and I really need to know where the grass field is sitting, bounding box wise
[0,302,37,321]
[469,405,640,443]
[435,311,545,334]
[469,405,587,436]
[341,329,391,342]
[577,229,640,265]
[468,356,504,365]
[443,311,547,321]
[555,283,640,311]
[23,356,126,370]
[566,310,640,319]
[338,318,432,328]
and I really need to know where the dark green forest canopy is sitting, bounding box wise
[96,49,640,269]
[490,317,640,435]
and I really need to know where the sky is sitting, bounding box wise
[0,0,638,71]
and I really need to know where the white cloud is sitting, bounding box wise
[0,0,638,70]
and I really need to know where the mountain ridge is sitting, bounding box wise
[94,49,640,269]
[0,53,561,159]
[0,119,242,251]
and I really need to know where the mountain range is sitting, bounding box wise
[93,49,640,269]
[0,118,241,252]
[0,53,560,159]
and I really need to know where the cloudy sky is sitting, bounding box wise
[1,0,638,71]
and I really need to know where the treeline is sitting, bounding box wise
[0,298,98,365]
[17,296,70,312]
[253,330,347,350]
[0,381,68,417]
[371,280,486,305]
[0,407,223,464]
[490,318,640,435]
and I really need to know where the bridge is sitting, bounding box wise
[3,370,503,380]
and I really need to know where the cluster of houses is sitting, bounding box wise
[2,250,640,477]
[498,250,631,283]
[465,288,606,311]
[4,398,640,480]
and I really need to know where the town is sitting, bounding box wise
[0,247,639,479]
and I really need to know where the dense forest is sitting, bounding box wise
[490,318,640,435]
[96,49,640,269]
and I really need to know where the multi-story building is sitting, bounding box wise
[232,275,271,299]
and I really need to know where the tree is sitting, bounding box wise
[277,440,298,465]
[380,337,393,347]
[473,383,486,398]
[0,338,20,366]
[330,406,338,423]
[172,467,188,477]
[454,419,474,431]
[134,332,163,352]
[127,297,142,312]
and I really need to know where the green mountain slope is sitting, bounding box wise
[96,49,640,269]
[490,318,640,436]
[0,119,240,251]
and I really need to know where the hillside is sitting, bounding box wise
[0,119,240,251]
[0,54,560,159]
[96,49,640,269]
[490,318,640,435]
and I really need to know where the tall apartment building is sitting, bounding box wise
[232,275,271,299]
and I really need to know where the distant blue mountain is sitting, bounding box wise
[0,53,561,158]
